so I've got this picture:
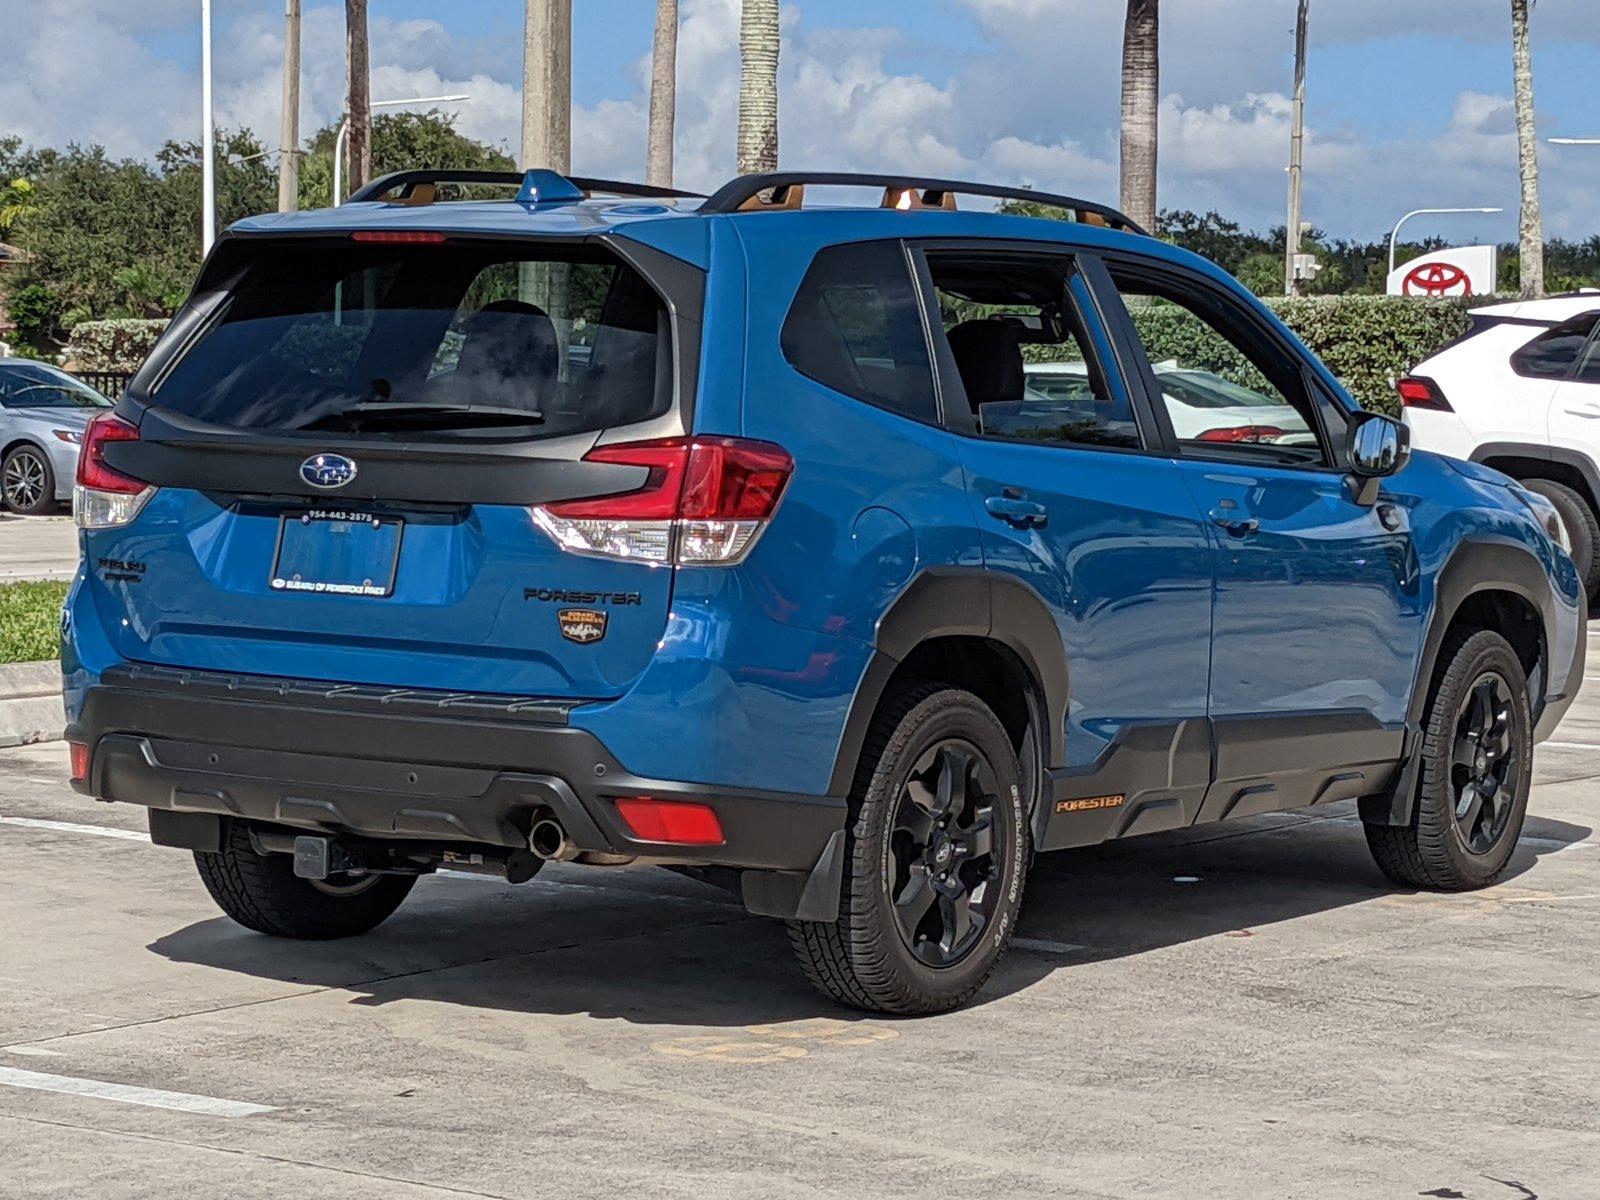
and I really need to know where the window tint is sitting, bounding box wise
[780,241,936,422]
[1107,266,1327,467]
[153,242,669,439]
[1513,314,1600,381]
[926,253,1139,450]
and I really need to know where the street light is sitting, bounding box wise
[1388,206,1503,277]
[200,0,215,254]
[1548,137,1600,145]
[332,94,471,206]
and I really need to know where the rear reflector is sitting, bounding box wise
[614,798,725,846]
[532,436,793,564]
[349,230,449,244]
[1397,375,1452,411]
[1195,424,1288,443]
[69,742,90,783]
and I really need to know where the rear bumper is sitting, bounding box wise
[68,664,847,878]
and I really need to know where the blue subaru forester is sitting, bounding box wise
[63,170,1585,1013]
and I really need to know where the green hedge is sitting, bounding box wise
[67,318,168,372]
[0,581,68,664]
[1026,295,1473,416]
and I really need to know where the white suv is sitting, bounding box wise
[1402,292,1600,597]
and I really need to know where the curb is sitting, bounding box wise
[0,661,64,749]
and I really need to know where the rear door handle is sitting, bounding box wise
[1209,509,1259,537]
[1563,403,1600,419]
[985,492,1048,529]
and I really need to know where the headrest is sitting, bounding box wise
[455,299,559,394]
[946,319,1025,410]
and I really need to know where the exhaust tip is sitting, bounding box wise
[530,818,573,862]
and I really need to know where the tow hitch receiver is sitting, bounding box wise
[292,835,350,881]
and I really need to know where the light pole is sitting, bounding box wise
[1388,207,1503,278]
[332,94,471,206]
[201,0,215,254]
[1548,137,1600,145]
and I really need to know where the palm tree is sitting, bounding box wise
[1512,0,1544,298]
[647,0,678,187]
[737,0,780,175]
[345,0,371,192]
[1119,0,1159,232]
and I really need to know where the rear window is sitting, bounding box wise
[780,241,936,423]
[152,241,671,437]
[1510,313,1599,381]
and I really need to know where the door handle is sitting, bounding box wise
[1563,403,1600,419]
[1208,509,1259,537]
[985,492,1048,529]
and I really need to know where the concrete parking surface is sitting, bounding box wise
[3,647,1599,1198]
[0,513,78,583]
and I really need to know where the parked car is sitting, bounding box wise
[62,170,1584,1014]
[1025,360,1313,444]
[0,359,112,514]
[1401,292,1600,597]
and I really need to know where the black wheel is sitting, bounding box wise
[1366,630,1533,890]
[787,684,1029,1014]
[2,445,55,515]
[1522,479,1600,598]
[194,821,416,939]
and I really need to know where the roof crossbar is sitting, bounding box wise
[346,169,705,205]
[698,172,1148,235]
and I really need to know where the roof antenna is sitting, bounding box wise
[516,169,585,206]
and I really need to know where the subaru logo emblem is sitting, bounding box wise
[300,453,357,490]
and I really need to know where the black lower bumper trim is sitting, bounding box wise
[71,665,846,874]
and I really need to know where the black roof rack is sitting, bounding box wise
[698,172,1147,235]
[346,169,705,205]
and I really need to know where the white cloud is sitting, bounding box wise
[6,0,1600,245]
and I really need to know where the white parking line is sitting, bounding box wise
[1540,740,1600,750]
[0,816,149,841]
[0,1066,276,1117]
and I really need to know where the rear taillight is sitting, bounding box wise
[1195,424,1288,443]
[69,742,90,784]
[531,436,793,564]
[1397,375,1452,411]
[74,412,156,530]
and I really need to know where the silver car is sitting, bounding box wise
[1,359,113,514]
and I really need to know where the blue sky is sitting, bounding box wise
[10,0,1600,242]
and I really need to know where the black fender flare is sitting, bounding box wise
[826,568,1069,798]
[1362,536,1561,826]
[1470,442,1600,509]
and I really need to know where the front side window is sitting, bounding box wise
[1513,313,1600,381]
[152,241,669,439]
[926,251,1139,450]
[780,241,936,423]
[1107,264,1327,466]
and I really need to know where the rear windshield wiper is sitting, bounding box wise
[298,402,545,432]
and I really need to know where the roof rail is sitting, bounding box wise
[346,169,705,205]
[698,172,1148,235]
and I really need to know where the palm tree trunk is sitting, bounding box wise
[1513,0,1544,298]
[737,0,780,175]
[522,0,572,172]
[345,0,371,192]
[1119,0,1159,233]
[647,0,678,187]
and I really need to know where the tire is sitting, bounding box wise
[194,821,416,939]
[786,683,1029,1015]
[1522,478,1600,598]
[1365,629,1533,891]
[2,445,56,515]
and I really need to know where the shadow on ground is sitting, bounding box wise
[147,804,1591,1028]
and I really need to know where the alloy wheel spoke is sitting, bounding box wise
[957,806,995,861]
[934,746,973,818]
[894,864,937,933]
[1456,781,1486,835]
[934,874,973,956]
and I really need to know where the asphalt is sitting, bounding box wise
[2,644,1598,1198]
[0,512,78,583]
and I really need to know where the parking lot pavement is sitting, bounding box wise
[0,513,78,583]
[4,676,1599,1198]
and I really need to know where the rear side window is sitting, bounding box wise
[152,241,670,438]
[1510,314,1599,380]
[780,241,936,422]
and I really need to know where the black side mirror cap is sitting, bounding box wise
[1345,412,1410,505]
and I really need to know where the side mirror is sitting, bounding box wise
[1346,412,1410,505]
